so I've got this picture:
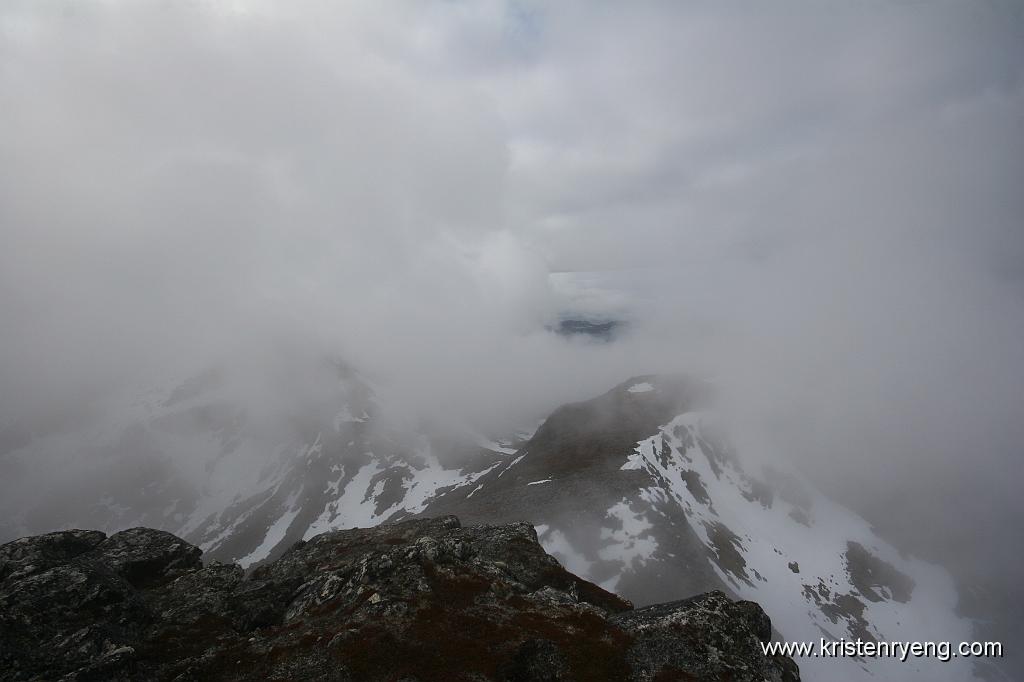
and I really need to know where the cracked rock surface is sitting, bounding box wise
[0,516,797,681]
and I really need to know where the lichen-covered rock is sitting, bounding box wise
[612,591,800,682]
[90,527,202,588]
[0,517,797,681]
[0,529,106,582]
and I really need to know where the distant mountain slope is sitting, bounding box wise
[417,376,978,681]
[0,361,519,568]
[409,375,725,603]
[0,369,979,679]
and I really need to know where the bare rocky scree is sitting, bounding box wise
[0,516,798,681]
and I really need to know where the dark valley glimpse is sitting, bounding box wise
[1,1,1022,680]
[550,318,623,341]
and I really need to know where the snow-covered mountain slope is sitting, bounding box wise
[418,376,979,681]
[2,368,980,679]
[0,360,521,568]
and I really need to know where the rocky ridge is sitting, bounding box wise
[0,516,798,681]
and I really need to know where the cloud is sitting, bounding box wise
[1,0,1022,642]
[0,1,538,413]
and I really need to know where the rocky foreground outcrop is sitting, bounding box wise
[0,516,798,681]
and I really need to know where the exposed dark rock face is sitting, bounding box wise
[845,541,915,603]
[413,376,728,606]
[0,517,797,681]
[612,592,801,682]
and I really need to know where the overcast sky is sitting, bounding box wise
[2,0,1023,638]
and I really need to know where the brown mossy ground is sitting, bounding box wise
[1,517,796,681]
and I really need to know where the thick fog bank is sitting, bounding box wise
[2,1,1022,665]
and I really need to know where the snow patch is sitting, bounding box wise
[618,412,976,682]
[333,406,367,431]
[303,443,501,539]
[497,454,525,478]
[238,492,302,568]
[536,525,593,579]
[597,499,658,591]
[477,436,518,455]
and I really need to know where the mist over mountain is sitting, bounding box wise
[1,2,1022,680]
